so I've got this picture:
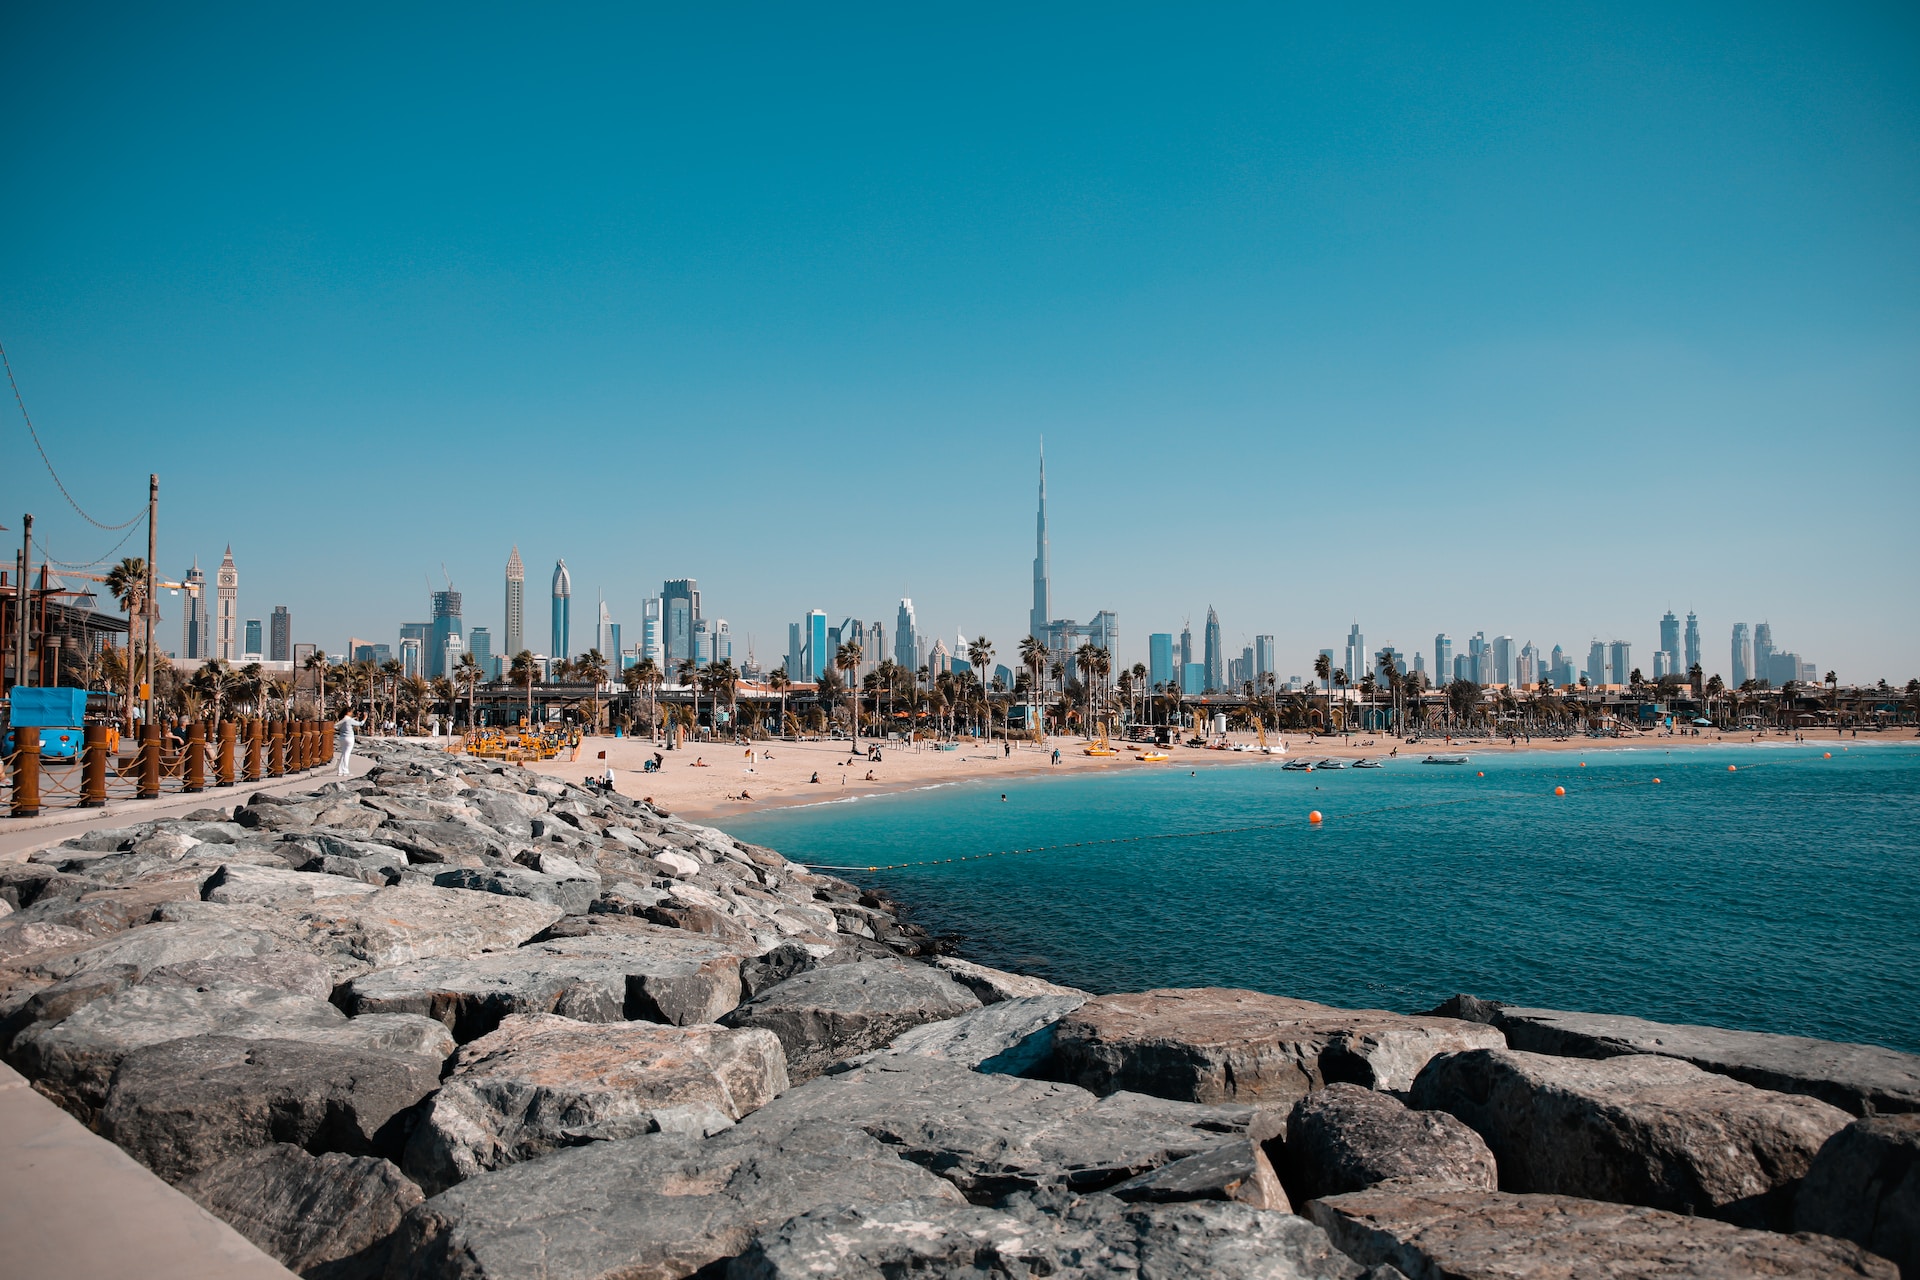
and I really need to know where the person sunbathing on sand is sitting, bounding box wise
[690,757,709,767]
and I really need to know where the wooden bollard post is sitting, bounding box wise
[10,729,41,817]
[217,720,237,786]
[288,719,303,771]
[245,719,263,782]
[139,725,162,799]
[185,722,206,793]
[267,721,285,777]
[82,724,108,807]
[303,720,317,769]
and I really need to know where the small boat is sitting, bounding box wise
[1084,739,1120,757]
[1352,758,1383,769]
[1282,759,1314,771]
[1422,754,1469,765]
[1314,758,1346,770]
[1139,751,1170,762]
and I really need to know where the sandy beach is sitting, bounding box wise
[515,726,1905,823]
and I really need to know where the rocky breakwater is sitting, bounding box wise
[0,744,1911,1279]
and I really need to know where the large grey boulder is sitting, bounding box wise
[97,1034,442,1183]
[1796,1113,1920,1279]
[22,919,291,982]
[1411,1047,1850,1229]
[740,1054,1260,1202]
[719,958,980,1080]
[881,993,1087,1074]
[1111,1138,1291,1212]
[1053,988,1504,1106]
[343,928,748,1041]
[931,956,1090,1004]
[732,1194,1374,1279]
[201,862,384,910]
[384,1121,963,1280]
[182,1143,422,1280]
[1495,1005,1920,1116]
[432,865,599,917]
[1282,1083,1496,1203]
[1309,1186,1896,1279]
[238,883,563,975]
[404,1013,788,1194]
[10,981,453,1121]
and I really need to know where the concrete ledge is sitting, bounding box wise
[0,1063,297,1280]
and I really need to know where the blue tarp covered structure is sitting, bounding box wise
[4,686,91,757]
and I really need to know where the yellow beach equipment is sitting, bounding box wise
[1139,751,1170,762]
[1083,739,1120,757]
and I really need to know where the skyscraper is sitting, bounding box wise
[806,610,828,680]
[1149,633,1174,689]
[429,588,463,678]
[662,579,699,664]
[1179,624,1193,669]
[1587,639,1608,685]
[1684,611,1701,674]
[243,619,263,658]
[1254,635,1275,685]
[1731,623,1751,686]
[468,626,493,678]
[596,594,613,660]
[1203,607,1224,692]
[1031,445,1050,640]
[1344,624,1366,685]
[504,546,525,659]
[1467,632,1488,685]
[1434,634,1452,685]
[215,546,238,661]
[640,597,662,666]
[549,560,571,660]
[1753,622,1775,686]
[1492,635,1516,687]
[895,599,918,671]
[182,560,206,660]
[1659,611,1681,675]
[1609,640,1633,686]
[1517,642,1540,687]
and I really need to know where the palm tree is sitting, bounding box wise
[1074,642,1102,739]
[1048,659,1065,734]
[1332,668,1349,735]
[1826,670,1839,727]
[967,637,994,738]
[454,651,483,729]
[380,659,404,732]
[835,641,863,750]
[1313,652,1332,738]
[766,666,791,739]
[700,658,738,740]
[104,557,147,733]
[1130,662,1147,727]
[574,649,610,732]
[304,649,331,716]
[676,657,699,740]
[509,649,540,723]
[1019,636,1047,737]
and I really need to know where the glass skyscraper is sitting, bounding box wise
[1149,633,1174,689]
[429,589,463,678]
[550,560,571,662]
[503,546,525,659]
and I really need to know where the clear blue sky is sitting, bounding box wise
[3,4,1916,681]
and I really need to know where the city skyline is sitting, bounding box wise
[3,8,1914,678]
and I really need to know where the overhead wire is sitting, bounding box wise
[2,336,147,531]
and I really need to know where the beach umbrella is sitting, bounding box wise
[1691,717,1713,726]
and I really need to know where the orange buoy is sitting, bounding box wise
[1728,765,1737,772]
[1554,786,1565,796]
[1579,761,1587,767]
[1652,777,1661,784]
[1824,752,1831,758]
[1308,810,1323,825]
[1477,771,1484,777]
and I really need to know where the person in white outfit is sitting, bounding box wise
[336,713,364,777]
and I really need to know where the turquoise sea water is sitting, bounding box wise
[719,742,1920,1054]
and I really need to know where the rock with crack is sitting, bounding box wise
[432,865,600,917]
[343,928,748,1042]
[1110,1138,1291,1211]
[19,918,292,983]
[1308,1186,1896,1279]
[932,955,1090,1004]
[1493,1004,1920,1117]
[383,1120,963,1280]
[244,883,564,977]
[182,1143,423,1280]
[403,1013,788,1194]
[719,958,981,1081]
[880,993,1088,1075]
[1795,1112,1920,1279]
[1053,988,1504,1106]
[200,862,384,910]
[1281,1083,1496,1202]
[739,1055,1260,1202]
[732,1193,1377,1280]
[1410,1046,1850,1229]
[97,1034,442,1183]
[11,980,453,1122]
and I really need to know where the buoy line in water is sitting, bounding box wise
[795,753,1808,873]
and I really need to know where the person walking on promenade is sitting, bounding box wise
[335,712,364,777]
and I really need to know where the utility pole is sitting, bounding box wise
[13,513,31,689]
[144,475,157,726]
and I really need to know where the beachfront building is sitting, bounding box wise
[1149,633,1174,689]
[896,599,918,671]
[663,578,698,664]
[215,546,239,661]
[1684,611,1701,673]
[430,588,463,679]
[550,561,571,662]
[269,605,290,662]
[504,546,525,658]
[1433,634,1452,685]
[179,560,207,659]
[1204,608,1225,692]
[1731,623,1752,686]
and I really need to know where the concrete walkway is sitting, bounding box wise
[0,748,388,863]
[0,1063,297,1279]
